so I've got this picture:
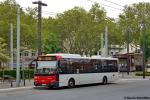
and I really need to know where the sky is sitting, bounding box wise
[1,0,150,18]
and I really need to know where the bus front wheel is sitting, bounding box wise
[68,78,75,88]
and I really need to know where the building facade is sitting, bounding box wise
[13,49,37,69]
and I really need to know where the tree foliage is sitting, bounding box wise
[0,0,38,50]
[55,3,109,55]
[0,37,9,63]
[119,2,150,60]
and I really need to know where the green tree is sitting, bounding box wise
[0,37,9,67]
[0,0,18,47]
[145,31,150,61]
[42,17,61,54]
[56,7,91,53]
[119,2,150,46]
[119,2,150,61]
[55,3,108,55]
[21,7,38,49]
[42,33,61,54]
[0,0,38,51]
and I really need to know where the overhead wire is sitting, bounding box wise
[21,7,58,16]
[87,0,122,10]
[103,0,124,8]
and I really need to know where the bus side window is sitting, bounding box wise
[71,59,78,74]
[101,60,107,72]
[114,61,118,72]
[97,60,102,72]
[72,62,76,74]
[93,62,98,73]
[107,60,118,72]
[59,59,68,74]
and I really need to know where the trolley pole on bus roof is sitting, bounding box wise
[32,1,47,55]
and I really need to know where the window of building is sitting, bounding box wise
[24,51,28,56]
[32,51,35,56]
[20,52,22,57]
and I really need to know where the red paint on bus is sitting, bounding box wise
[34,75,56,85]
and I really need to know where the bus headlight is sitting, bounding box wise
[34,76,38,79]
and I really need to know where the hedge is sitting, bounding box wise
[0,69,35,79]
[135,72,150,76]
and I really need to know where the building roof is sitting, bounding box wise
[91,55,118,60]
[118,43,140,54]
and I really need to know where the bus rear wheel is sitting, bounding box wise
[68,79,75,88]
[102,77,107,85]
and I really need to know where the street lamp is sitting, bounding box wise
[140,20,146,79]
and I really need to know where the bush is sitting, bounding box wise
[0,69,35,79]
[135,72,150,76]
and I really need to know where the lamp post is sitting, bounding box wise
[126,27,130,75]
[16,6,20,87]
[140,20,146,79]
[10,24,13,70]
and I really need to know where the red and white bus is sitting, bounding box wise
[34,54,119,88]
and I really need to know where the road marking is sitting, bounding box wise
[0,86,34,92]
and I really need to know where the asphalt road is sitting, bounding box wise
[0,79,150,100]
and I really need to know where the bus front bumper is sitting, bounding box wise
[34,81,59,88]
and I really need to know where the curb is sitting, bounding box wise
[0,86,34,92]
[120,79,150,81]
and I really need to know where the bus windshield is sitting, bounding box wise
[35,61,57,75]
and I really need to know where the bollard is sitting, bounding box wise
[122,72,124,78]
[11,80,13,87]
[24,79,25,86]
[22,69,25,86]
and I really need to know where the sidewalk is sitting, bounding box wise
[119,72,150,79]
[0,79,34,90]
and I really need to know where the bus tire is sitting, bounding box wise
[68,78,75,88]
[102,76,107,85]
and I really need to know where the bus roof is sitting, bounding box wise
[45,53,118,60]
[46,53,81,58]
[91,55,118,60]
